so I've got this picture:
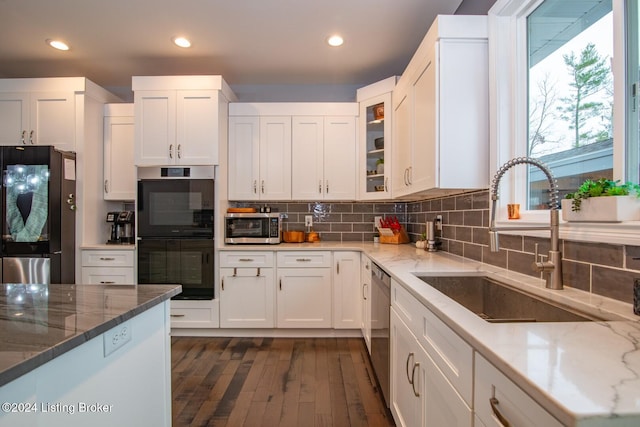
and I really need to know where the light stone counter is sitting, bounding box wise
[222,242,640,425]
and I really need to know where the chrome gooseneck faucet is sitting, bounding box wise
[489,157,563,290]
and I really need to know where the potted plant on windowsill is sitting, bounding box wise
[561,178,640,222]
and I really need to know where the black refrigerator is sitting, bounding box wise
[1,146,76,284]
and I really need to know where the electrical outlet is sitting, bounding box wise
[103,321,132,357]
[374,216,382,228]
[435,215,443,231]
[305,215,313,227]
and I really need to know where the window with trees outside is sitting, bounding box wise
[490,0,639,240]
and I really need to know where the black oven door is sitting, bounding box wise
[137,239,214,300]
[137,179,214,239]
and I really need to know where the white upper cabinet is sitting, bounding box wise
[103,103,135,200]
[392,15,489,198]
[357,76,397,200]
[228,115,291,200]
[132,76,236,166]
[229,102,357,201]
[0,90,75,151]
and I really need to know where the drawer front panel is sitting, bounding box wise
[276,251,331,268]
[220,251,274,267]
[82,250,135,267]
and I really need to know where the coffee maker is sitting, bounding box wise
[107,211,135,244]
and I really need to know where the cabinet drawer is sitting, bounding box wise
[391,279,422,333]
[170,300,219,328]
[475,354,563,427]
[81,267,135,284]
[277,251,331,268]
[82,250,135,267]
[220,251,274,267]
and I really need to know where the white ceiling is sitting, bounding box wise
[0,0,464,97]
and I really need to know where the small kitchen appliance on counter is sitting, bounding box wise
[106,210,135,244]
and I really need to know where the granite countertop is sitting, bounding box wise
[222,242,640,425]
[0,283,181,387]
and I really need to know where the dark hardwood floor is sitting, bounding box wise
[171,337,395,427]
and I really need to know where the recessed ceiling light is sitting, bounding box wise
[327,35,344,47]
[173,37,191,48]
[46,39,70,51]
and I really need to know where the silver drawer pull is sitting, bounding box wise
[100,281,116,284]
[239,258,254,262]
[406,352,414,384]
[170,314,185,318]
[490,397,512,427]
[411,363,420,397]
[99,257,116,261]
[296,258,312,262]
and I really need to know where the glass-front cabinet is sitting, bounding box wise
[357,77,397,200]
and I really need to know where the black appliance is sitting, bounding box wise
[107,210,135,244]
[137,166,215,300]
[371,262,391,407]
[1,146,76,284]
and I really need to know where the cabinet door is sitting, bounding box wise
[424,349,472,427]
[361,254,372,353]
[411,46,437,192]
[176,90,218,165]
[135,90,175,166]
[359,93,392,200]
[392,91,411,197]
[0,92,29,145]
[277,267,331,328]
[30,92,76,151]
[291,116,324,200]
[390,308,424,427]
[219,267,275,328]
[104,115,135,200]
[228,116,260,200]
[324,116,357,200]
[333,251,361,329]
[259,116,291,200]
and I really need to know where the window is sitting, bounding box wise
[489,0,639,244]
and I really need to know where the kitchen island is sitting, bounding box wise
[221,241,640,426]
[0,282,181,427]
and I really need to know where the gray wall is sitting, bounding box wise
[455,0,497,15]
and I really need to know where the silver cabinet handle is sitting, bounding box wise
[232,267,237,277]
[490,397,512,427]
[100,281,115,284]
[384,177,389,192]
[170,314,185,318]
[404,168,409,186]
[169,144,174,158]
[405,352,414,384]
[253,180,257,194]
[239,258,254,262]
[261,180,265,193]
[29,130,34,144]
[319,180,322,194]
[336,261,340,274]
[362,283,367,300]
[21,130,26,145]
[99,257,116,261]
[256,267,261,277]
[326,180,329,193]
[104,179,109,193]
[296,258,312,262]
[177,144,181,159]
[221,277,224,290]
[279,278,282,290]
[408,166,413,185]
[411,363,420,397]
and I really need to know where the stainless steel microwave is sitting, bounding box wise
[224,212,281,244]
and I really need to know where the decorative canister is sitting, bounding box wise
[373,103,384,120]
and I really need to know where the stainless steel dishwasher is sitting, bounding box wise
[370,262,390,407]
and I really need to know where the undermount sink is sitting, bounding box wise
[417,275,606,323]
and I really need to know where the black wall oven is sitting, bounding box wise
[137,167,215,300]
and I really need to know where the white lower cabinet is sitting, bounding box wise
[81,249,135,284]
[474,353,563,427]
[277,267,332,328]
[391,308,472,427]
[361,254,372,353]
[170,300,219,329]
[219,251,275,328]
[332,251,361,329]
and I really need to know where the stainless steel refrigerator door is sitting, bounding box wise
[2,257,50,284]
